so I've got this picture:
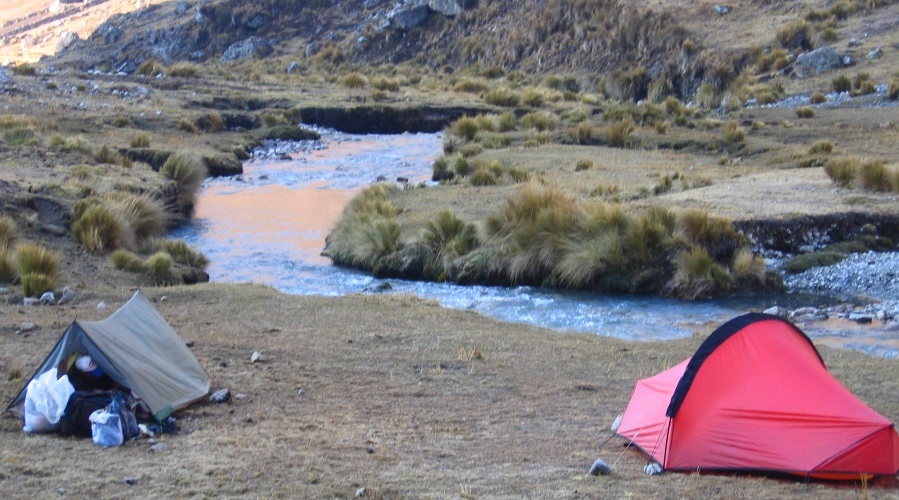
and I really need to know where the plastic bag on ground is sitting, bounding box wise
[89,410,123,447]
[23,368,76,433]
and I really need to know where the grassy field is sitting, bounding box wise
[1,284,897,498]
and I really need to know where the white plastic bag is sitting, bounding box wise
[89,409,123,447]
[23,369,75,433]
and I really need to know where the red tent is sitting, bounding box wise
[617,313,899,479]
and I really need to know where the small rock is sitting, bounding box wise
[210,388,231,403]
[250,351,263,363]
[714,5,730,15]
[355,487,366,497]
[97,301,106,310]
[866,46,882,60]
[57,286,75,305]
[159,295,167,302]
[23,297,40,306]
[18,321,35,334]
[149,442,168,452]
[234,393,246,400]
[298,388,306,396]
[847,38,861,47]
[286,61,300,74]
[763,306,788,318]
[589,458,612,475]
[57,487,66,495]
[40,291,55,305]
[851,315,874,324]
[185,340,195,348]
[644,463,664,475]
[244,414,254,423]
[610,414,622,432]
[124,477,136,485]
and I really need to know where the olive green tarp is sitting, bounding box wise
[6,290,210,422]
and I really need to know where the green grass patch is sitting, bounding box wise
[784,251,846,274]
[110,250,146,272]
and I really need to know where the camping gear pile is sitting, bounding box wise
[6,290,210,447]
[617,313,899,480]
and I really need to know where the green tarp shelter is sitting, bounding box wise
[6,290,210,422]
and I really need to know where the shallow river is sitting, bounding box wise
[171,131,897,356]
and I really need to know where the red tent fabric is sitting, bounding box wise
[617,313,899,478]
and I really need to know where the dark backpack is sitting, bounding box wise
[60,391,114,437]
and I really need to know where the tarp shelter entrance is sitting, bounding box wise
[6,290,210,422]
[617,313,899,479]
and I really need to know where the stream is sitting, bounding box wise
[170,130,897,356]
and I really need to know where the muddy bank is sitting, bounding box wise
[735,213,899,255]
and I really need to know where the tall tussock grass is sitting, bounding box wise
[161,153,209,211]
[824,157,897,192]
[72,204,129,253]
[325,185,401,270]
[326,187,779,298]
[0,214,18,251]
[414,211,479,278]
[15,243,60,296]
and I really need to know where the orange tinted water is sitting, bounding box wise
[194,181,354,266]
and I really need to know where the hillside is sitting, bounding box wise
[6,0,893,99]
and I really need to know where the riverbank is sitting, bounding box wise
[1,283,896,497]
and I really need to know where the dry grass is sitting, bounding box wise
[0,284,895,498]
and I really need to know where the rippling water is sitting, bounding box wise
[170,131,896,355]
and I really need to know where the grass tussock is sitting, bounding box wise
[823,157,898,192]
[129,134,151,148]
[167,62,201,78]
[110,250,146,272]
[808,140,834,155]
[606,119,635,147]
[483,87,520,107]
[15,243,60,296]
[72,204,129,253]
[136,59,166,77]
[142,238,208,269]
[103,192,169,243]
[721,120,745,145]
[49,134,92,153]
[451,116,479,141]
[857,161,892,192]
[417,210,479,276]
[0,214,18,251]
[340,73,367,89]
[824,157,860,187]
[326,185,401,269]
[145,251,173,284]
[0,249,15,283]
[888,75,899,100]
[160,153,209,210]
[795,107,815,119]
[3,127,38,146]
[329,183,777,299]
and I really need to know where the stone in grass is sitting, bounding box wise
[210,388,231,403]
[589,458,612,475]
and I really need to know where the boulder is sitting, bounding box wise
[245,13,267,30]
[220,37,273,62]
[388,2,430,31]
[866,46,883,60]
[793,47,842,78]
[429,0,462,17]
